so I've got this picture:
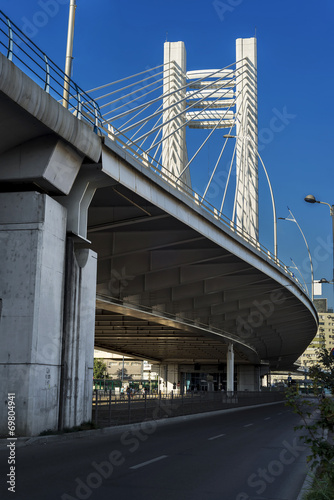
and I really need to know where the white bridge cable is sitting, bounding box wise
[220,137,238,213]
[104,62,245,132]
[113,75,173,137]
[132,67,247,153]
[231,79,249,226]
[100,67,177,118]
[97,59,252,211]
[124,102,163,145]
[232,136,246,226]
[198,93,246,206]
[109,73,175,134]
[176,97,238,182]
[143,85,237,157]
[85,63,165,95]
[132,105,164,151]
[248,137,277,258]
[191,89,246,207]
[101,62,180,122]
[99,77,164,112]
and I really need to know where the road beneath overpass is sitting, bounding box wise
[0,403,309,500]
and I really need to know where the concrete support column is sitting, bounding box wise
[238,365,260,391]
[235,37,258,242]
[165,363,179,394]
[158,363,179,394]
[226,343,235,394]
[58,239,97,429]
[0,191,98,436]
[0,192,67,436]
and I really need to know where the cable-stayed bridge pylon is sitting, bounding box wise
[88,38,260,251]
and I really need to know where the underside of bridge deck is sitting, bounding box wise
[88,146,318,371]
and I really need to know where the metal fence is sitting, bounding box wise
[0,10,102,132]
[92,390,285,428]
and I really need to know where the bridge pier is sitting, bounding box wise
[0,192,96,436]
[226,343,235,394]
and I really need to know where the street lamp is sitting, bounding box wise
[63,0,77,108]
[278,208,314,300]
[304,194,334,290]
[288,257,309,296]
[223,134,277,260]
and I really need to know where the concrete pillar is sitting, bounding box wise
[235,38,258,242]
[0,191,97,436]
[159,363,179,394]
[226,343,235,394]
[163,41,191,187]
[0,192,67,436]
[165,363,179,393]
[58,240,97,429]
[238,365,260,391]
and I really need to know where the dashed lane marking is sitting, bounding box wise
[208,433,226,441]
[130,455,168,470]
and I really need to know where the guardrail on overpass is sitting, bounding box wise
[0,9,102,131]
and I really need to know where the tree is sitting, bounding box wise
[93,358,107,379]
[116,368,132,380]
[286,347,334,498]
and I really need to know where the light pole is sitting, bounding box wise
[278,208,314,300]
[223,134,277,260]
[63,0,77,108]
[304,194,334,298]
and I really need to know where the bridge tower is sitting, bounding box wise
[162,42,191,187]
[235,37,258,242]
[162,39,258,243]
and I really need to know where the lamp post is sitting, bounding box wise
[62,0,77,108]
[223,134,277,260]
[304,195,334,299]
[278,208,314,300]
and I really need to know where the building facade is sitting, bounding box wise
[298,299,334,368]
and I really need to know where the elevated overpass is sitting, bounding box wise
[0,12,317,435]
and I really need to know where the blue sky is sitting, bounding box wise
[2,0,334,307]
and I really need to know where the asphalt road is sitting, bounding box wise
[0,402,310,500]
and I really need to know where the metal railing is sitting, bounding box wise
[92,389,285,427]
[0,10,102,132]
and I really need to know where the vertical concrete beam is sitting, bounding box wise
[235,38,258,242]
[238,365,259,391]
[162,42,191,187]
[59,240,97,429]
[165,363,179,394]
[0,192,67,436]
[226,343,235,394]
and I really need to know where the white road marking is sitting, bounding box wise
[243,423,253,428]
[264,417,271,420]
[208,433,226,441]
[130,455,168,470]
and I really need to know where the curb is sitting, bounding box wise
[295,429,328,500]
